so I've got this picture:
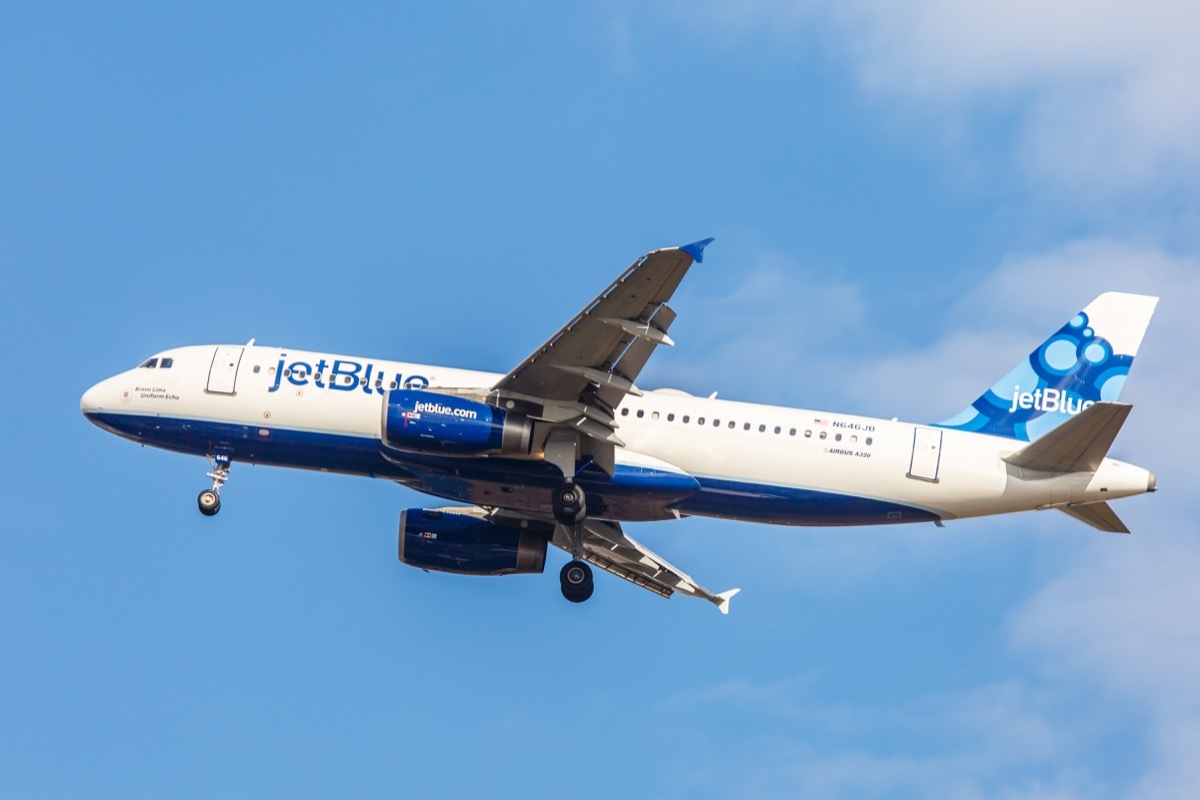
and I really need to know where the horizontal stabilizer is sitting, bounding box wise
[1058,501,1131,534]
[1005,402,1132,473]
[715,588,740,615]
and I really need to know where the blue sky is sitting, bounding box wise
[4,2,1200,797]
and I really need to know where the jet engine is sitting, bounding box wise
[381,389,532,456]
[398,508,547,576]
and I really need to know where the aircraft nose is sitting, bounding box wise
[80,380,106,417]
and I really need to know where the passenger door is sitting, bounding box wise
[206,346,244,395]
[907,427,943,482]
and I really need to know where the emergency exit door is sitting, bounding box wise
[907,427,943,482]
[206,346,244,395]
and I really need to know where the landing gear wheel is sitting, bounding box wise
[199,453,231,517]
[198,489,221,516]
[552,481,586,526]
[560,560,594,603]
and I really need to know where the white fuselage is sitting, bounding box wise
[81,344,1155,527]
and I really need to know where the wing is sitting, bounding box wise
[491,508,738,614]
[487,239,713,471]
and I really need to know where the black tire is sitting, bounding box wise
[559,560,594,603]
[198,489,221,517]
[552,481,586,526]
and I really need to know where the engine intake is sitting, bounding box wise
[398,508,547,576]
[382,389,532,456]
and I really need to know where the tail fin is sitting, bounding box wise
[936,292,1158,441]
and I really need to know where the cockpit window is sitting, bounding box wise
[139,358,158,369]
[159,357,174,369]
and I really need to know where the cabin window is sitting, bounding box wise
[728,421,735,429]
[636,409,645,418]
[819,431,827,440]
[774,426,781,434]
[698,417,705,425]
[850,435,858,443]
[252,364,260,373]
[621,408,629,416]
[389,381,398,389]
[835,433,842,442]
[758,424,766,433]
[804,430,812,438]
[160,358,174,369]
[652,411,660,420]
[683,415,691,423]
[789,428,796,436]
[713,419,720,427]
[866,437,874,445]
[667,413,675,422]
[284,369,292,377]
[139,358,158,369]
[743,422,750,431]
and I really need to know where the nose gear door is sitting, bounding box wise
[206,346,244,395]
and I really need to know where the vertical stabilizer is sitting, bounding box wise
[936,293,1158,441]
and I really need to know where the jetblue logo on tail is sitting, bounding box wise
[1008,388,1095,415]
[935,293,1157,442]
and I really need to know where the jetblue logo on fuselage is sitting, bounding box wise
[268,355,428,395]
[1007,387,1095,415]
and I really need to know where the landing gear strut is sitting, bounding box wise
[552,479,594,602]
[198,453,231,517]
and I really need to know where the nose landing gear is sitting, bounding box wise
[197,453,231,517]
[198,489,221,516]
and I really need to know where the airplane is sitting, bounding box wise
[80,240,1159,614]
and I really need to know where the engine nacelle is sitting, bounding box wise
[398,508,547,576]
[382,389,532,456]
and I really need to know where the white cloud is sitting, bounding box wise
[653,249,868,406]
[665,677,1103,799]
[1010,530,1200,799]
[679,0,1200,190]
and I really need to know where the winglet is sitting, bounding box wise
[714,588,740,615]
[680,237,715,264]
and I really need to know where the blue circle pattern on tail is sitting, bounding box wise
[935,310,1132,442]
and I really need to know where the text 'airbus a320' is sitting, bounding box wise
[81,240,1158,613]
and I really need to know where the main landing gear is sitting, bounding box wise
[197,454,231,517]
[560,560,593,603]
[553,479,594,603]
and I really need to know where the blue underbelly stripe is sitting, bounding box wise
[87,411,939,526]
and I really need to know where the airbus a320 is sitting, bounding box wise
[81,240,1159,613]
